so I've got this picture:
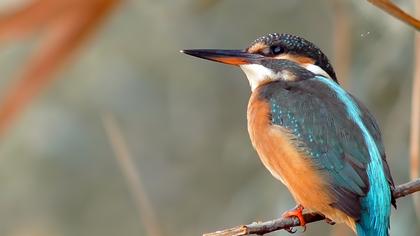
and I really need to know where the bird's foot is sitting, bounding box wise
[281,204,306,233]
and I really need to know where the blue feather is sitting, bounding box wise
[314,76,391,236]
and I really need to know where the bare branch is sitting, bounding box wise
[204,178,420,236]
[392,179,420,198]
[367,0,420,30]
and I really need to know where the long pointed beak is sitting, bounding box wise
[181,49,262,66]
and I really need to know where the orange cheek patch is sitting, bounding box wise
[247,42,267,54]
[275,54,315,65]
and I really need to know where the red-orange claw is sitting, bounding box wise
[281,204,306,233]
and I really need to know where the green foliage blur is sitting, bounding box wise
[0,0,418,235]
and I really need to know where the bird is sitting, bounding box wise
[181,33,395,236]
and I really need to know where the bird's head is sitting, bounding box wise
[182,33,337,91]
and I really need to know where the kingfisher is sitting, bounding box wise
[181,33,396,236]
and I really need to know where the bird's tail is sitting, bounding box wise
[355,166,392,236]
[356,224,389,236]
[355,210,390,236]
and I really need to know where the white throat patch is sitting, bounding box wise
[240,63,332,91]
[240,64,278,91]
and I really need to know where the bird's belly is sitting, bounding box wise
[251,123,332,211]
[247,93,354,227]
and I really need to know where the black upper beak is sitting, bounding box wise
[180,49,262,66]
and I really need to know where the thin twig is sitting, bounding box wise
[204,178,420,236]
[102,113,163,236]
[410,0,420,219]
[367,0,420,30]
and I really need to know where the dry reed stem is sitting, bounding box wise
[410,0,420,221]
[102,113,163,236]
[330,0,352,89]
[368,0,420,30]
[0,0,120,137]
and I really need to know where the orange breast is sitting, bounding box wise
[247,88,355,229]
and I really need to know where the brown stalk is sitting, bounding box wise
[0,0,120,137]
[102,113,163,236]
[410,0,420,220]
[367,0,420,30]
[330,0,352,89]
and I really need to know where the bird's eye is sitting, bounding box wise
[261,45,285,56]
[270,45,284,55]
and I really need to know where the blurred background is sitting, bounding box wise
[0,0,418,235]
